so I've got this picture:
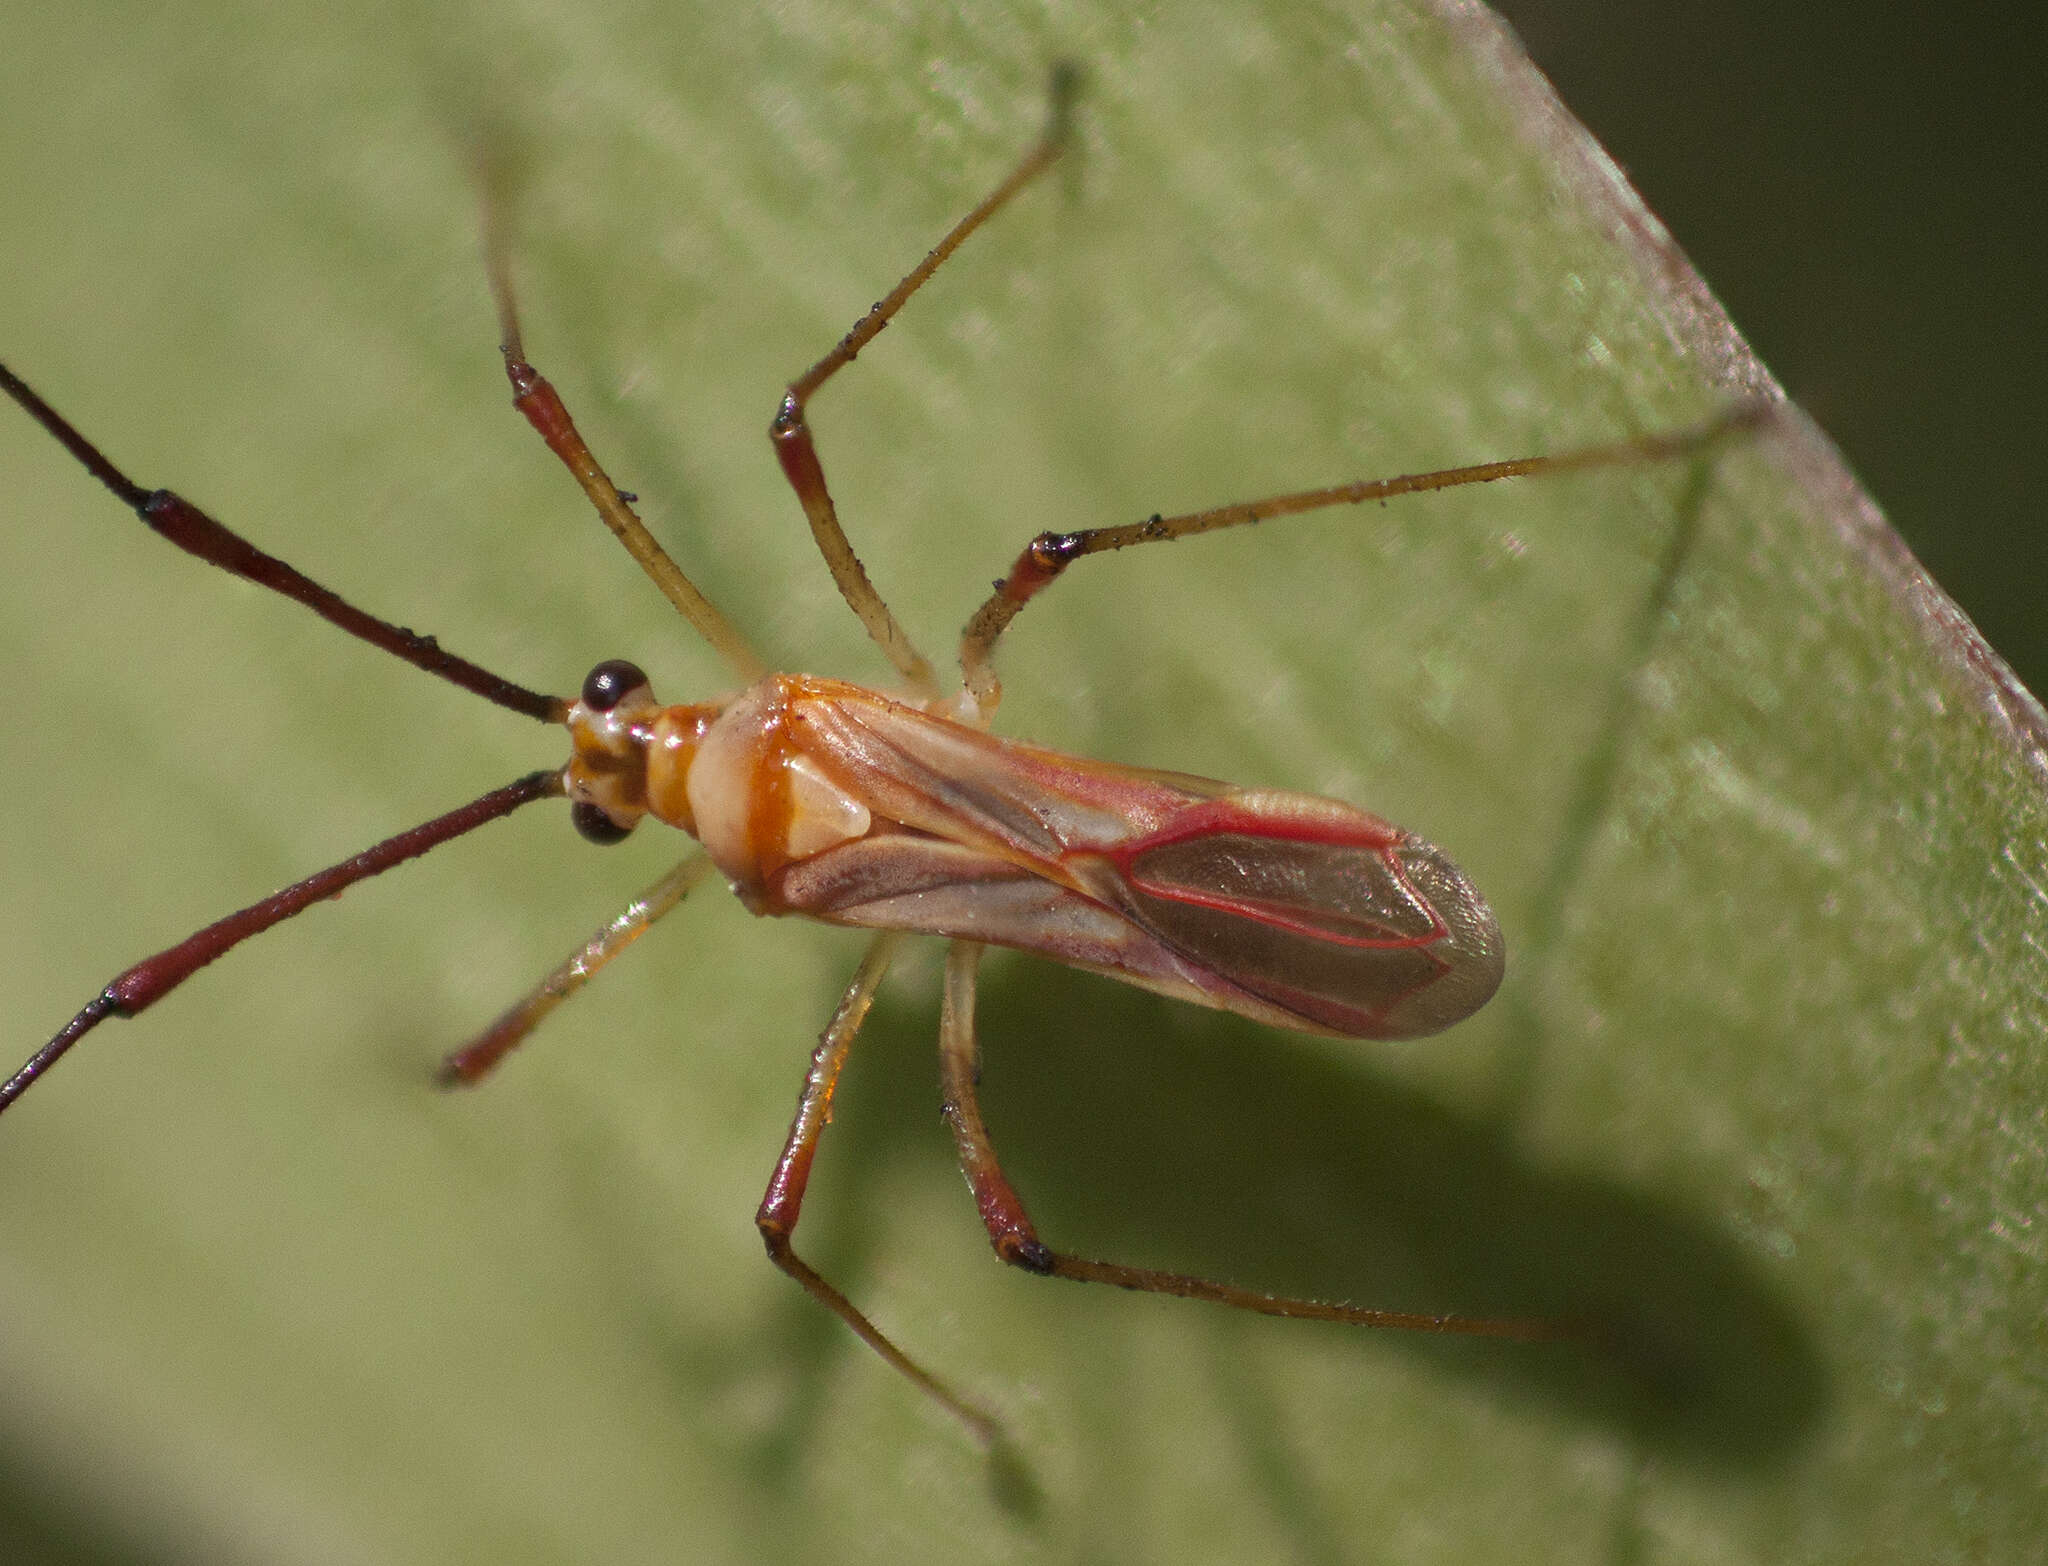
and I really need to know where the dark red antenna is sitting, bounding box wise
[0,360,569,1110]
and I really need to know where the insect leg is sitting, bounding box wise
[957,400,1776,710]
[936,943,1050,1269]
[437,851,715,1086]
[755,932,1001,1443]
[935,942,1570,1346]
[481,216,765,682]
[769,65,1081,699]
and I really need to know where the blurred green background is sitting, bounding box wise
[1493,2,2044,693]
[0,2,2041,1563]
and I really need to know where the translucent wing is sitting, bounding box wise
[780,684,1502,1040]
[1093,792,1503,1038]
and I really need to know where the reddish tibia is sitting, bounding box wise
[564,673,1503,1042]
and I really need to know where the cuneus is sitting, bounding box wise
[0,67,1763,1443]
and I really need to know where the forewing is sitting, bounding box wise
[1099,793,1504,1039]
[787,686,1502,1040]
[788,681,1228,863]
[775,831,1259,1020]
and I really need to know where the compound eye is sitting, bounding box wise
[580,659,649,712]
[570,800,635,846]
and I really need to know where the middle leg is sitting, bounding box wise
[755,931,1000,1443]
[769,65,1081,699]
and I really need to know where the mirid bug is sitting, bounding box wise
[1,72,1763,1441]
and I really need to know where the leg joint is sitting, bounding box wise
[756,1212,793,1261]
[997,1233,1056,1274]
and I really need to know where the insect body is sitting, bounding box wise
[568,668,1501,1041]
[2,72,1762,1442]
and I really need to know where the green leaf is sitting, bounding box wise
[1,2,2041,1562]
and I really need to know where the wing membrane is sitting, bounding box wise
[781,684,1502,1039]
